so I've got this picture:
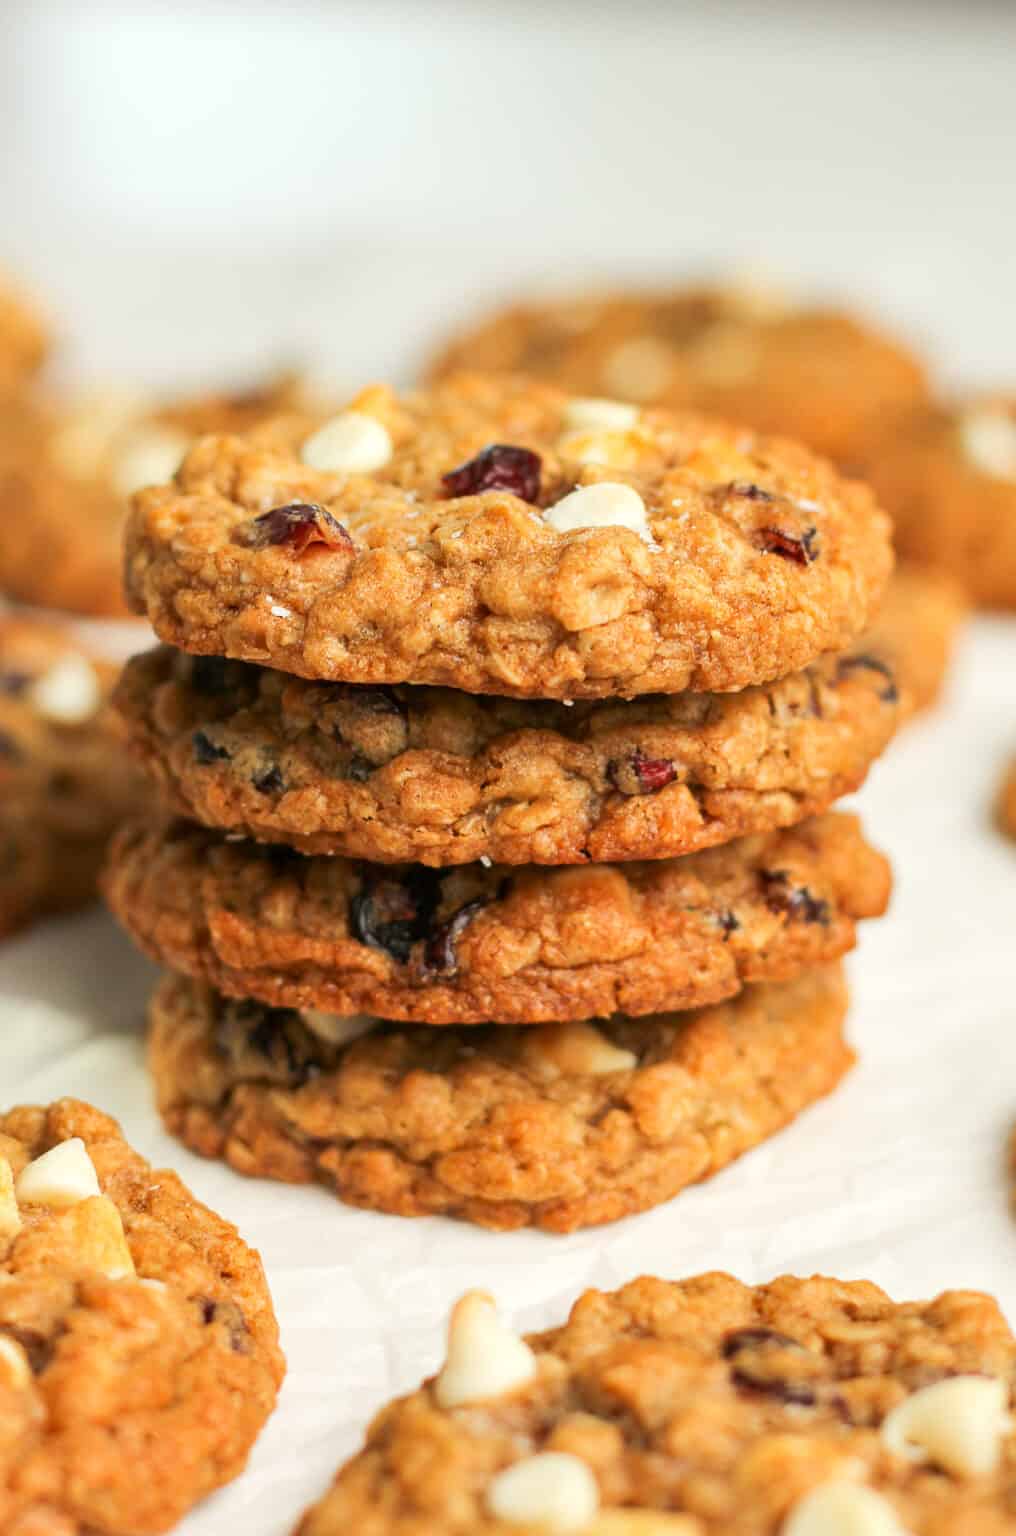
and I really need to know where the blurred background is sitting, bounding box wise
[0,0,1012,393]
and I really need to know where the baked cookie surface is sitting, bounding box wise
[115,617,901,865]
[296,1270,1016,1534]
[0,375,310,616]
[105,813,888,1024]
[864,397,1016,609]
[149,964,851,1232]
[426,287,927,462]
[0,1096,283,1534]
[124,374,893,699]
[0,615,144,937]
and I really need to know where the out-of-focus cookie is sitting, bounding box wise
[0,615,144,937]
[997,759,1016,839]
[863,564,967,719]
[149,964,852,1232]
[0,275,48,396]
[124,374,894,700]
[0,1096,283,1534]
[295,1270,1016,1533]
[0,374,311,616]
[105,813,889,1025]
[426,286,928,463]
[864,396,1016,609]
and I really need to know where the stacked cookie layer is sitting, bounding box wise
[107,373,897,1231]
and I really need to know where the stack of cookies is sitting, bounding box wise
[106,373,898,1232]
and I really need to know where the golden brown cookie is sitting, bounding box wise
[104,813,889,1025]
[997,759,1016,839]
[426,287,928,463]
[0,375,311,616]
[864,563,967,719]
[149,965,852,1233]
[0,275,48,397]
[0,1096,283,1534]
[0,615,145,938]
[295,1271,1016,1534]
[114,621,901,865]
[863,396,1016,609]
[124,374,894,699]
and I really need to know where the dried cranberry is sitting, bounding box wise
[199,1298,218,1325]
[836,653,898,704]
[0,671,30,695]
[192,730,231,765]
[441,443,541,502]
[608,750,678,797]
[729,481,774,502]
[252,761,284,795]
[419,898,488,978]
[350,868,443,964]
[215,998,319,1083]
[722,1327,816,1406]
[717,909,740,938]
[761,870,830,925]
[235,502,354,554]
[755,526,819,565]
[1,1325,52,1375]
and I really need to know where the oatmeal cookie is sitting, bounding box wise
[295,1270,1016,1533]
[865,564,966,719]
[0,374,311,616]
[863,396,1016,609]
[426,286,927,463]
[123,374,893,699]
[104,813,888,1025]
[0,275,48,396]
[149,965,852,1232]
[0,615,145,938]
[114,618,901,865]
[0,1096,283,1534]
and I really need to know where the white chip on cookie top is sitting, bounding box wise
[563,397,640,432]
[301,411,394,473]
[958,407,1016,481]
[881,1374,1012,1478]
[28,654,102,725]
[486,1451,600,1531]
[299,1010,376,1047]
[0,1335,31,1389]
[543,482,652,544]
[0,1158,20,1239]
[15,1137,102,1208]
[522,1020,638,1079]
[434,1290,537,1409]
[782,1481,908,1536]
[112,423,191,497]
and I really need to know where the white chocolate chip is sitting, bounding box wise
[958,408,1016,481]
[15,1137,101,1208]
[782,1482,908,1536]
[555,428,648,471]
[486,1452,599,1532]
[523,1021,637,1079]
[881,1374,1012,1478]
[543,483,652,544]
[602,337,673,402]
[69,1196,136,1281]
[299,1010,376,1047]
[563,397,640,432]
[301,411,393,473]
[138,1277,170,1294]
[0,1335,30,1389]
[111,424,191,496]
[0,1158,20,1239]
[587,1515,702,1536]
[434,1290,537,1409]
[27,655,102,725]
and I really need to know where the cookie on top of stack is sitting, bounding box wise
[107,372,897,1232]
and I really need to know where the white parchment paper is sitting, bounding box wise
[0,615,1013,1534]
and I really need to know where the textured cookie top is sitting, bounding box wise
[115,626,899,865]
[297,1270,1016,1535]
[0,374,311,616]
[863,396,1016,609]
[105,812,889,1025]
[0,276,48,393]
[151,965,851,1233]
[124,374,893,699]
[0,1098,283,1535]
[426,288,928,462]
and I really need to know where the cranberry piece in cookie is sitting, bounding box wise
[235,501,354,554]
[441,443,542,502]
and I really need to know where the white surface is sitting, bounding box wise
[0,617,1012,1533]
